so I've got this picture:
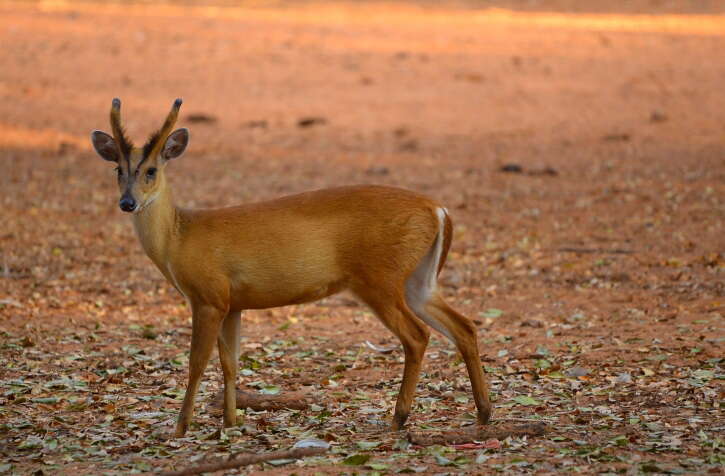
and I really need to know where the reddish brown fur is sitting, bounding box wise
[91,100,491,437]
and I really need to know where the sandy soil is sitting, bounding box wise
[0,1,722,474]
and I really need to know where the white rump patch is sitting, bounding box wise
[405,208,454,342]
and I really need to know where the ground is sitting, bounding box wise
[0,1,723,474]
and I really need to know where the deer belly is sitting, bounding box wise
[228,273,347,310]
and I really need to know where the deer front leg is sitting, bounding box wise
[217,311,241,428]
[175,304,225,437]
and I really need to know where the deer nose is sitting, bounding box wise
[119,195,137,212]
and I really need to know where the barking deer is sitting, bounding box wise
[91,98,492,437]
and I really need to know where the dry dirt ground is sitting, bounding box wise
[0,1,723,474]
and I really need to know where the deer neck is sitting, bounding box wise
[131,178,178,273]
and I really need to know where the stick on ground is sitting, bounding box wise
[407,422,547,446]
[210,389,310,412]
[556,247,634,255]
[159,447,327,476]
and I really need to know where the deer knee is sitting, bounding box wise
[399,318,429,355]
[458,317,478,340]
[449,317,480,355]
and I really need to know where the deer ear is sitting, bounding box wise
[162,128,189,160]
[91,130,120,162]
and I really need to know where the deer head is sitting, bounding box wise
[91,98,189,213]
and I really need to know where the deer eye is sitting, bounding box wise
[146,167,157,179]
[116,167,123,177]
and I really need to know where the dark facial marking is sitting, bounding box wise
[120,166,135,206]
[142,130,162,159]
[137,129,165,171]
[115,128,133,160]
[125,153,131,178]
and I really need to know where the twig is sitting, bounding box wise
[408,422,546,446]
[498,417,555,422]
[579,346,642,353]
[555,247,634,255]
[210,389,309,412]
[159,447,327,476]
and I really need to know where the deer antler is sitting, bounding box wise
[109,98,133,158]
[143,98,183,158]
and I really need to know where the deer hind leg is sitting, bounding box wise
[405,208,492,425]
[175,303,226,437]
[355,286,430,431]
[217,311,241,428]
[423,295,491,424]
